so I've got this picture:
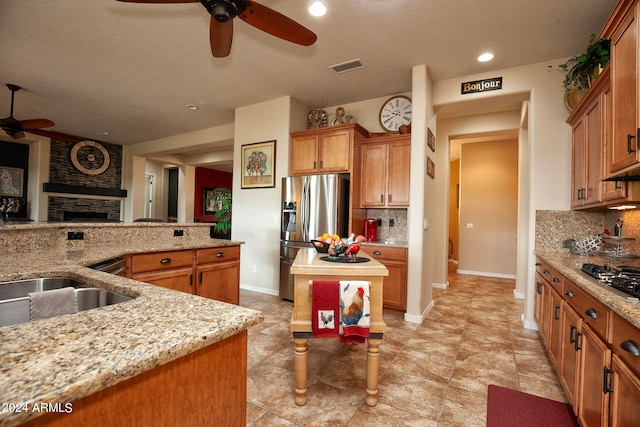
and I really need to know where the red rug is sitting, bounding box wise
[486,385,578,427]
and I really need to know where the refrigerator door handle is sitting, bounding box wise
[301,179,310,241]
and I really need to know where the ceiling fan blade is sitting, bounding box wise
[116,0,197,3]
[19,119,55,130]
[210,17,233,57]
[239,1,317,46]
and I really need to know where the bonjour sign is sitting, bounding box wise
[461,77,503,95]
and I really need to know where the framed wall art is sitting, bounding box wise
[427,156,435,179]
[241,140,276,189]
[0,166,24,197]
[427,127,436,153]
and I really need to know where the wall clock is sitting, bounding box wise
[379,95,412,132]
[70,140,111,175]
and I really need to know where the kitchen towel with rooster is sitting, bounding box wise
[339,281,370,343]
[312,280,340,338]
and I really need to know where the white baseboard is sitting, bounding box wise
[240,283,279,297]
[404,300,434,324]
[456,269,516,280]
[522,313,538,331]
[432,280,449,290]
[513,288,525,299]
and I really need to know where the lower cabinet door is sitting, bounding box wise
[577,324,610,427]
[560,303,582,409]
[197,262,240,305]
[132,267,194,294]
[610,354,640,427]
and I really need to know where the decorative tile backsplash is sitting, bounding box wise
[365,208,407,242]
[536,209,640,255]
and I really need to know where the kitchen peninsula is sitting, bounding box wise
[0,223,263,427]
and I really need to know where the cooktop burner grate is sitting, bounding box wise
[581,263,640,298]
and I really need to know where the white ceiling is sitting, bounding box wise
[0,0,618,150]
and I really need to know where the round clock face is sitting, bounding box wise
[70,140,111,175]
[379,96,412,132]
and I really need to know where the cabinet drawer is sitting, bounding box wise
[563,279,611,340]
[535,258,563,294]
[362,245,407,262]
[612,313,640,377]
[196,245,240,264]
[130,250,194,274]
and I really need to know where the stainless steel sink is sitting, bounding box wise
[0,277,133,327]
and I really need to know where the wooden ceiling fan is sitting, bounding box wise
[116,0,317,57]
[0,84,55,139]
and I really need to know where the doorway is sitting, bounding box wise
[449,131,519,278]
[143,173,155,219]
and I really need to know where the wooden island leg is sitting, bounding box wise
[294,337,308,406]
[365,337,382,407]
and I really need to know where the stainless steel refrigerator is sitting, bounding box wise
[279,174,350,300]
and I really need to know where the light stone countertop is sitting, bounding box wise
[536,251,640,330]
[0,235,263,427]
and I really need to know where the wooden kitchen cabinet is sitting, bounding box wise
[130,250,195,294]
[289,123,369,176]
[601,0,640,174]
[195,246,241,305]
[129,246,241,304]
[578,323,611,427]
[359,134,410,208]
[609,313,640,427]
[560,301,582,409]
[362,244,407,310]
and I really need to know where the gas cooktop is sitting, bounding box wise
[581,263,640,299]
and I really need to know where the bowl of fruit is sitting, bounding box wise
[311,233,340,253]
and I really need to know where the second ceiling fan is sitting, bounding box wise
[117,0,317,57]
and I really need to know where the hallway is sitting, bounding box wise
[242,264,566,426]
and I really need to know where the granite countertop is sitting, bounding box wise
[536,251,640,330]
[0,238,263,427]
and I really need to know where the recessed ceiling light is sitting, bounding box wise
[308,1,327,17]
[477,52,494,62]
[186,104,199,110]
[97,131,109,136]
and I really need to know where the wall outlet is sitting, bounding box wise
[252,265,257,273]
[377,218,382,226]
[389,218,395,227]
[67,231,84,240]
[174,229,184,237]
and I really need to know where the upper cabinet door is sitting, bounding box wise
[387,140,411,206]
[318,130,350,172]
[290,134,319,175]
[360,142,387,207]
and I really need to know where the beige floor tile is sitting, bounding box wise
[243,264,567,426]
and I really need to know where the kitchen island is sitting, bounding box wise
[289,248,388,407]
[0,223,263,427]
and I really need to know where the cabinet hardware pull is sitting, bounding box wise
[543,269,549,275]
[628,133,636,154]
[388,194,392,203]
[585,308,598,319]
[620,339,640,357]
[189,274,193,286]
[160,258,171,264]
[574,330,582,352]
[320,160,323,169]
[199,272,203,283]
[603,366,614,394]
[565,289,574,298]
[536,282,542,295]
[554,305,560,320]
[216,252,225,257]
[373,251,382,255]
[380,194,383,202]
[569,324,577,345]
[313,161,316,169]
[535,263,541,266]
[552,277,560,283]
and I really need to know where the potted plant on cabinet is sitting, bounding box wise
[550,33,610,111]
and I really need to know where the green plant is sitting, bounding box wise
[550,34,610,90]
[211,190,232,235]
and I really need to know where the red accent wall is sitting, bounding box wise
[194,167,232,222]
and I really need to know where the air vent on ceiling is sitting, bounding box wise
[329,58,365,74]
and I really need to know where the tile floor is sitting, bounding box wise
[241,264,567,426]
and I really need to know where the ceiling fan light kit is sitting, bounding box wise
[116,0,317,58]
